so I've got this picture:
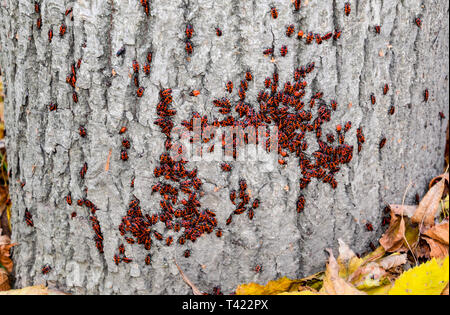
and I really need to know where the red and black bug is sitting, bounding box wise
[122,139,131,149]
[118,244,125,255]
[245,70,253,82]
[185,24,194,39]
[122,257,132,263]
[76,58,82,69]
[221,163,232,172]
[73,92,78,103]
[185,40,193,55]
[77,199,84,206]
[280,45,288,57]
[296,195,305,213]
[344,2,351,16]
[226,81,233,93]
[48,29,53,42]
[424,89,429,102]
[322,32,333,41]
[119,127,127,134]
[270,7,278,19]
[286,25,295,37]
[132,60,139,73]
[333,29,342,41]
[216,229,223,238]
[120,150,129,161]
[24,209,34,227]
[65,8,73,16]
[66,192,73,205]
[36,18,42,30]
[48,103,57,111]
[254,264,263,273]
[305,32,314,44]
[59,24,66,37]
[215,27,222,37]
[297,30,304,39]
[184,250,191,258]
[370,94,376,105]
[34,1,40,13]
[365,223,374,232]
[383,83,389,95]
[374,25,381,34]
[293,0,301,11]
[42,264,52,275]
[379,137,387,149]
[145,254,151,265]
[80,162,88,179]
[315,34,322,45]
[137,87,145,97]
[388,105,395,115]
[415,17,422,28]
[116,47,126,57]
[439,112,446,119]
[226,214,233,225]
[143,64,151,75]
[113,254,121,265]
[71,212,77,219]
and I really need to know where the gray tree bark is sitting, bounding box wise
[0,0,448,294]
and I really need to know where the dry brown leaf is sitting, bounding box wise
[320,249,366,295]
[412,177,446,228]
[390,204,417,218]
[379,207,420,253]
[379,212,406,252]
[0,285,69,295]
[0,243,16,273]
[423,221,449,245]
[378,254,407,270]
[423,237,448,259]
[0,268,10,291]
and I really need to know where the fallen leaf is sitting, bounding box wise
[423,221,449,245]
[236,277,304,295]
[412,177,446,228]
[0,268,9,291]
[320,249,366,295]
[380,206,420,253]
[378,253,407,270]
[0,285,69,295]
[0,243,16,274]
[389,256,449,295]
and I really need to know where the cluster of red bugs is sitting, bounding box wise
[119,127,131,161]
[133,51,153,98]
[226,179,260,225]
[34,1,42,30]
[115,88,222,264]
[138,0,150,17]
[185,23,194,55]
[66,61,81,104]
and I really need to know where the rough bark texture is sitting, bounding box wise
[0,0,448,294]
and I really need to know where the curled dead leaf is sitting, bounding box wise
[320,249,366,295]
[412,177,446,228]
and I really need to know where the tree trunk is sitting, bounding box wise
[0,0,448,294]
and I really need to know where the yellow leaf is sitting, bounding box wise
[236,277,303,295]
[389,256,449,295]
[278,290,320,295]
